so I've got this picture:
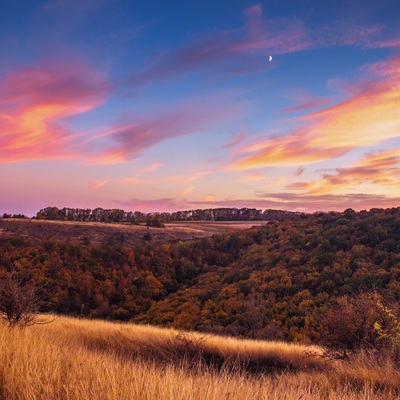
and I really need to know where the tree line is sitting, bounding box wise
[32,206,303,224]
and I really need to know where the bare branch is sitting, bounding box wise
[0,272,49,328]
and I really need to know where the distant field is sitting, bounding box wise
[0,218,270,246]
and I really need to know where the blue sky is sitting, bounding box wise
[1,0,400,216]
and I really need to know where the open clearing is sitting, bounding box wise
[0,218,270,246]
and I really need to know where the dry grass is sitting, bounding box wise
[0,315,399,399]
[0,218,269,246]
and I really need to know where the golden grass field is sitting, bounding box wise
[1,315,399,399]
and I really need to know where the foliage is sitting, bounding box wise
[146,215,165,228]
[35,205,301,223]
[321,292,388,358]
[374,300,400,359]
[2,206,400,343]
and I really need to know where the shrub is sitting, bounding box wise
[322,292,385,358]
[0,271,47,328]
[374,300,400,362]
[143,232,152,241]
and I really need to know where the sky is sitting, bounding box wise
[1,0,400,216]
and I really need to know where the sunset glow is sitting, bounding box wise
[1,0,400,216]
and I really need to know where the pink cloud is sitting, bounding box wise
[165,171,211,184]
[96,95,244,164]
[117,198,190,213]
[294,166,304,176]
[221,132,248,149]
[120,176,142,185]
[142,162,164,173]
[129,4,383,87]
[0,63,110,163]
[117,191,400,214]
[281,97,333,113]
[253,192,400,213]
[288,148,400,195]
[91,179,110,189]
[228,56,400,170]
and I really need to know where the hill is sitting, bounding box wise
[0,315,398,399]
[1,206,400,343]
[0,218,270,247]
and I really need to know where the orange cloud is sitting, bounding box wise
[239,172,265,182]
[228,56,400,170]
[203,194,216,202]
[0,63,109,163]
[288,148,400,195]
[165,171,211,184]
[179,186,195,195]
[120,176,142,185]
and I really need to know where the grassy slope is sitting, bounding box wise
[0,316,399,400]
[0,218,269,247]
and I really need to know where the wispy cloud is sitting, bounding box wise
[91,178,110,189]
[253,192,400,213]
[191,193,400,212]
[129,4,383,87]
[281,93,333,113]
[117,198,189,213]
[239,172,265,182]
[38,0,111,37]
[0,63,110,163]
[221,132,248,149]
[120,176,142,185]
[142,162,164,173]
[227,56,400,170]
[165,171,211,184]
[94,94,243,164]
[179,186,195,195]
[288,148,400,195]
[203,194,216,203]
[117,190,400,214]
[294,166,304,176]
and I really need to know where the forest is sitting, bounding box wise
[1,206,400,345]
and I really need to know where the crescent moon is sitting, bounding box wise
[268,55,272,62]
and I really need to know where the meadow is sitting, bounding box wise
[0,218,269,247]
[1,315,399,400]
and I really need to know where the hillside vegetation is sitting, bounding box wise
[1,315,399,400]
[1,207,400,343]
